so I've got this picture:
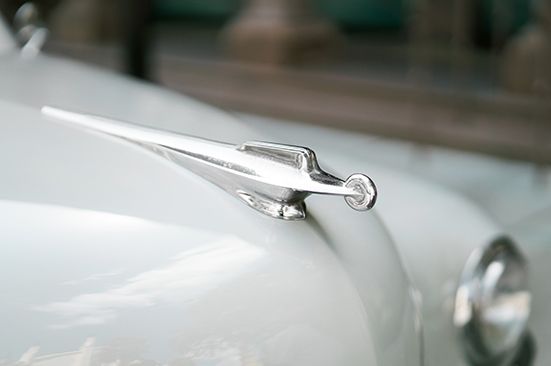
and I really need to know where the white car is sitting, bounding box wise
[0,13,538,366]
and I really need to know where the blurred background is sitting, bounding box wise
[1,0,550,163]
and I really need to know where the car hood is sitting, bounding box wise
[0,53,258,143]
[0,54,421,366]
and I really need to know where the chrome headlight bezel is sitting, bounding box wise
[454,236,531,365]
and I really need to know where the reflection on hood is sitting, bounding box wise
[34,237,265,329]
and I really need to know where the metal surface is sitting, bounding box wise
[239,113,516,366]
[454,236,531,366]
[42,106,377,220]
[0,98,421,366]
[255,108,545,366]
[13,3,48,57]
[0,49,543,365]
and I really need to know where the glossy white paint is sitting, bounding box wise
[0,55,421,365]
[0,53,256,144]
[239,115,514,366]
[241,113,550,365]
[1,200,375,365]
[341,165,503,366]
[2,46,540,365]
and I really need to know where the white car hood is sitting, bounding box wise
[0,53,258,143]
[0,55,421,366]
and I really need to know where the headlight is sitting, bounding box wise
[454,237,531,365]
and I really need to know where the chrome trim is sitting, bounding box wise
[14,3,48,57]
[454,236,531,366]
[42,106,377,220]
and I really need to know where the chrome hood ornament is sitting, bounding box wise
[42,106,377,220]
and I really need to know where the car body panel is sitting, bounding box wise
[0,53,257,144]
[0,60,421,365]
[240,114,547,366]
[2,200,377,366]
[1,12,544,366]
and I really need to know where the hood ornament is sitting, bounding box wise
[42,106,377,220]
